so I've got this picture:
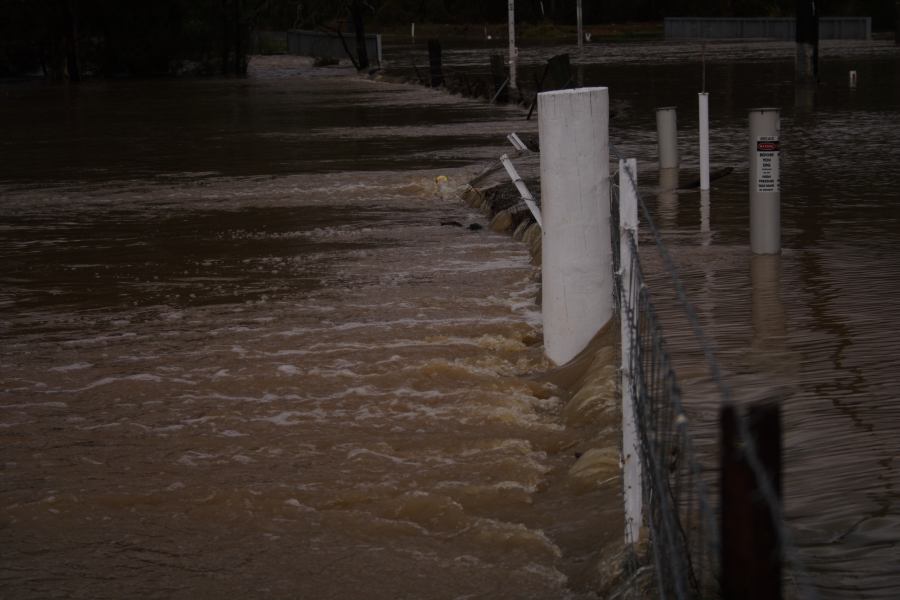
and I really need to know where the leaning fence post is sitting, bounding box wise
[491,55,509,103]
[538,87,612,365]
[619,158,643,546]
[721,403,783,600]
[749,108,781,255]
[500,154,543,227]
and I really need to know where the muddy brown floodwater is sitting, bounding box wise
[0,56,625,600]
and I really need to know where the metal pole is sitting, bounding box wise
[749,108,781,255]
[577,0,584,53]
[699,93,710,190]
[656,107,678,170]
[538,87,612,365]
[619,157,642,547]
[508,0,517,89]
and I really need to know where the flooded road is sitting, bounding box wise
[3,36,900,599]
[1,58,626,599]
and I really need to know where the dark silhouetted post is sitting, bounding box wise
[427,39,443,87]
[721,403,783,600]
[896,1,900,46]
[351,0,369,71]
[796,0,818,83]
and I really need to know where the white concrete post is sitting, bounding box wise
[749,108,781,255]
[508,0,517,89]
[656,107,679,170]
[619,158,642,546]
[699,93,710,190]
[538,87,612,365]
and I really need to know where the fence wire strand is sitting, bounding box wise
[609,145,819,600]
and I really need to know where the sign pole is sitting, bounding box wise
[749,108,781,255]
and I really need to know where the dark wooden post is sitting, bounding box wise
[427,39,443,87]
[721,402,783,600]
[351,0,369,71]
[546,53,572,90]
[490,54,508,103]
[795,0,819,83]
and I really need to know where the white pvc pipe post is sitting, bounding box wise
[699,93,710,190]
[749,108,781,255]
[656,107,679,170]
[619,158,642,547]
[538,87,612,365]
[500,154,543,228]
[849,70,858,88]
[507,132,528,152]
[411,22,415,43]
[508,0,517,89]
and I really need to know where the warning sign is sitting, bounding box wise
[756,136,780,193]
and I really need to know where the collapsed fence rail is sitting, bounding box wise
[609,146,819,599]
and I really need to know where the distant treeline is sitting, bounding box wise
[2,0,896,78]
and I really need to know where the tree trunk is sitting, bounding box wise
[222,0,231,74]
[233,0,246,75]
[351,0,369,71]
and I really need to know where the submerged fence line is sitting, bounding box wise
[609,144,819,599]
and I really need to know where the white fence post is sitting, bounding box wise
[619,158,643,546]
[538,87,612,366]
[699,92,710,190]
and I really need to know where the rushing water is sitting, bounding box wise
[384,38,900,598]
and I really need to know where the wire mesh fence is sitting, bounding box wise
[609,147,819,600]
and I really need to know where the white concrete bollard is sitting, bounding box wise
[749,108,781,255]
[538,87,612,365]
[699,93,710,190]
[618,158,642,546]
[656,107,679,170]
[849,70,858,88]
